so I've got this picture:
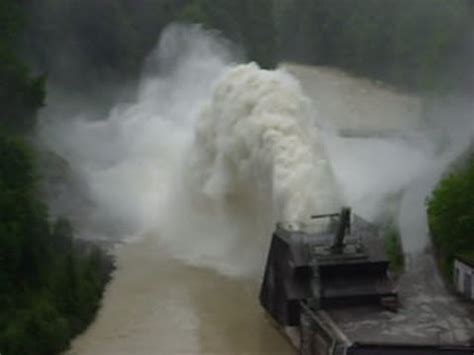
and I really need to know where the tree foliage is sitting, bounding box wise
[428,155,474,277]
[0,2,112,354]
[275,0,473,92]
[178,0,277,68]
[22,0,473,93]
[24,0,276,93]
[0,1,45,133]
[25,0,192,91]
[0,135,112,355]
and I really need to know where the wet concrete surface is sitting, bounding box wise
[330,253,474,345]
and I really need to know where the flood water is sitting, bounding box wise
[68,236,294,355]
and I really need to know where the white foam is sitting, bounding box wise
[40,24,338,277]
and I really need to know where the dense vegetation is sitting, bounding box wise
[177,0,276,68]
[24,0,276,96]
[0,0,45,133]
[428,155,474,279]
[23,0,474,96]
[0,1,112,354]
[0,141,112,354]
[25,0,185,91]
[275,0,474,92]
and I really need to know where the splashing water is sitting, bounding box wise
[192,64,338,221]
[38,24,474,355]
[40,25,339,276]
[157,63,340,275]
[40,24,473,278]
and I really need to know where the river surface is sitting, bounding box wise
[67,64,427,355]
[68,236,294,355]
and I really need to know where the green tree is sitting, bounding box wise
[0,3,112,353]
[428,155,474,277]
[275,0,473,92]
[179,0,277,68]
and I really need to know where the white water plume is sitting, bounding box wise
[40,24,473,276]
[157,63,339,275]
[39,25,233,239]
[40,24,339,276]
[189,63,338,222]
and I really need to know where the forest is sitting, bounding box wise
[22,0,474,95]
[276,0,474,92]
[1,0,473,354]
[0,1,112,354]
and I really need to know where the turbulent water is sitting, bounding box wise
[42,25,339,277]
[158,62,339,276]
[38,25,473,355]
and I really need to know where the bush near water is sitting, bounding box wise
[428,154,474,280]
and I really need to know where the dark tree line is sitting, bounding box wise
[20,0,474,96]
[0,138,112,354]
[24,0,186,91]
[21,0,474,95]
[275,0,474,92]
[177,0,276,68]
[0,1,112,354]
[0,0,44,133]
[23,0,275,95]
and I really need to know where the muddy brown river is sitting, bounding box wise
[68,236,294,355]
